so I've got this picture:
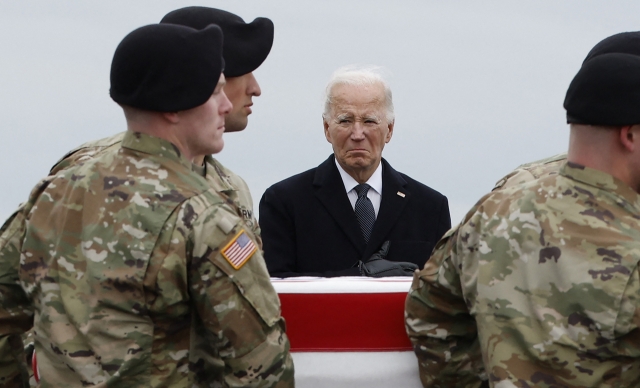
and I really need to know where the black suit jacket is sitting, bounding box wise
[259,155,451,277]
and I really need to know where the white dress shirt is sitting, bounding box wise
[335,159,383,217]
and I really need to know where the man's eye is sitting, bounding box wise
[338,119,351,124]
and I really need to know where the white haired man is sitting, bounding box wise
[259,65,451,278]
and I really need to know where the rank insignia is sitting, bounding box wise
[221,230,257,269]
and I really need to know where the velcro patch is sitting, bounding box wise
[221,230,257,270]
[217,216,235,234]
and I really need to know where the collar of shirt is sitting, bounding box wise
[121,131,195,172]
[191,161,206,177]
[204,155,237,194]
[561,161,640,212]
[335,158,383,216]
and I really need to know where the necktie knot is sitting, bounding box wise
[354,184,371,199]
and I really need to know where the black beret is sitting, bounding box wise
[110,23,224,112]
[161,7,274,77]
[583,31,640,63]
[564,53,640,126]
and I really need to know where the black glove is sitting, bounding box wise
[357,241,418,277]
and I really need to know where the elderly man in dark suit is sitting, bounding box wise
[259,65,451,277]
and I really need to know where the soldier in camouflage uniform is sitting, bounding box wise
[49,6,273,239]
[406,37,640,387]
[0,9,273,384]
[490,29,640,195]
[0,22,293,387]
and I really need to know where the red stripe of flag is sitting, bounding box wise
[278,292,412,351]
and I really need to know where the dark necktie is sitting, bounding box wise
[354,184,375,243]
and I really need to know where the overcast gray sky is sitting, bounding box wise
[2,1,640,225]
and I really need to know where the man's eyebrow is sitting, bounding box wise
[335,113,353,120]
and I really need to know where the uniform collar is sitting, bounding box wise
[204,155,236,193]
[561,161,640,211]
[121,131,195,171]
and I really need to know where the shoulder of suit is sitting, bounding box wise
[395,170,447,200]
[381,158,441,196]
[266,165,319,191]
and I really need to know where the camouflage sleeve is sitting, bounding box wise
[0,208,30,388]
[230,175,262,250]
[493,153,567,191]
[187,201,294,387]
[50,147,103,175]
[49,132,125,175]
[405,226,487,388]
[0,182,46,386]
[492,168,536,191]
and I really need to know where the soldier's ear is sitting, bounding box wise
[163,112,180,124]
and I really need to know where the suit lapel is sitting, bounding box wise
[364,159,410,258]
[313,155,367,256]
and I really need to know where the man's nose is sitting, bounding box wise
[351,122,365,140]
[248,73,262,97]
[221,90,233,115]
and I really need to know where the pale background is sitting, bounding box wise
[2,1,639,225]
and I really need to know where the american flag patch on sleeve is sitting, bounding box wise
[221,230,257,269]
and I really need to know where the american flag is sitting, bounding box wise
[222,230,257,269]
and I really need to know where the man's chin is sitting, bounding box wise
[225,115,249,132]
[342,157,374,170]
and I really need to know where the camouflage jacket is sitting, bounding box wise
[51,131,261,241]
[493,153,567,191]
[405,162,640,388]
[0,131,293,387]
